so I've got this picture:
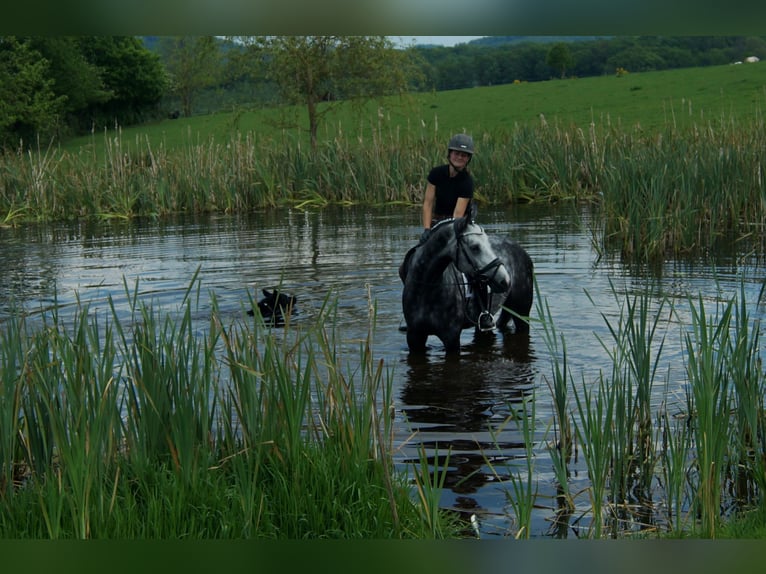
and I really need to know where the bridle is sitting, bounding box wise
[453,220,504,285]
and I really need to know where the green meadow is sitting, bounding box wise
[65,61,766,152]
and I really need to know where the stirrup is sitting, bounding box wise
[478,311,495,332]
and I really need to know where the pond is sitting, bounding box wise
[0,204,763,538]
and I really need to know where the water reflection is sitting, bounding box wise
[397,331,537,530]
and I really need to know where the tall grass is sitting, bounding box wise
[535,283,576,535]
[496,394,538,539]
[528,277,766,538]
[681,284,766,538]
[0,277,455,539]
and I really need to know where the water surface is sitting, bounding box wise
[1,204,762,537]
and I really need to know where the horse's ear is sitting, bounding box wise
[454,214,468,234]
[468,201,478,222]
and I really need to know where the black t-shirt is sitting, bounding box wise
[427,164,474,219]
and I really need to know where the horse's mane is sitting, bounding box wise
[431,218,456,233]
[431,211,480,237]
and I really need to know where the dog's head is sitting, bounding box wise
[248,288,297,324]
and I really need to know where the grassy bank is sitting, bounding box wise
[0,277,458,539]
[1,63,766,261]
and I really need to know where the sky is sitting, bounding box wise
[394,36,486,47]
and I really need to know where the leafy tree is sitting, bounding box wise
[24,36,109,135]
[158,36,221,117]
[607,45,666,73]
[546,42,574,79]
[0,37,64,149]
[76,36,168,128]
[233,36,423,149]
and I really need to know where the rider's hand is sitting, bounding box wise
[419,228,431,244]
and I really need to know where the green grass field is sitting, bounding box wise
[64,62,766,155]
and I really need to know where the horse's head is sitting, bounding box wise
[453,216,511,293]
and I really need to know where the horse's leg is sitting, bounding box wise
[498,281,533,333]
[441,330,462,355]
[406,329,429,353]
[496,306,512,330]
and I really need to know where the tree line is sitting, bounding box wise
[414,36,766,90]
[3,35,766,150]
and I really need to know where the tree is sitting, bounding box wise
[24,36,110,135]
[0,37,64,149]
[76,36,169,127]
[546,42,574,79]
[158,36,221,117]
[234,36,423,149]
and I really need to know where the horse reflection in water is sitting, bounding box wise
[399,205,534,354]
[399,331,537,536]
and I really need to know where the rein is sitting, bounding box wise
[452,220,501,331]
[405,218,503,287]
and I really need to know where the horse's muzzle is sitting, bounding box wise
[477,258,509,292]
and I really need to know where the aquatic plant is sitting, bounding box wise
[0,276,455,539]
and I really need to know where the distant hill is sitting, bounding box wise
[468,36,611,47]
[410,36,610,49]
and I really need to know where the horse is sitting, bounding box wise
[399,207,534,354]
[247,288,297,326]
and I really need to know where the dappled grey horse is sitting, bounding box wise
[399,209,534,354]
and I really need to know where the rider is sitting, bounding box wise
[420,133,476,237]
[402,133,495,331]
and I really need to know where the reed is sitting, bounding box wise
[533,274,766,539]
[589,281,668,522]
[0,311,26,500]
[535,286,576,526]
[0,277,452,538]
[658,401,694,536]
[571,371,615,538]
[495,394,538,539]
[2,102,766,264]
[726,283,766,505]
[678,282,766,538]
[683,293,735,538]
[410,446,455,538]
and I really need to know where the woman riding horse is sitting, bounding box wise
[400,206,534,354]
[406,133,495,330]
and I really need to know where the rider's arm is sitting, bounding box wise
[453,197,470,219]
[422,183,436,229]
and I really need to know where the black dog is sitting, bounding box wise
[247,288,297,325]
